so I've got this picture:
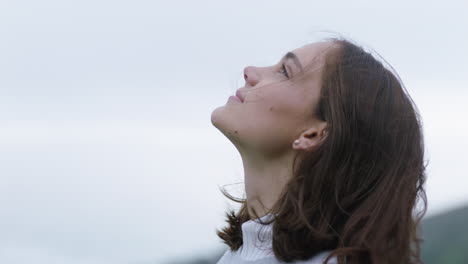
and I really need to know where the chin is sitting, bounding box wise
[211,108,241,137]
[210,106,226,129]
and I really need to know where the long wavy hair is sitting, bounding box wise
[216,37,428,264]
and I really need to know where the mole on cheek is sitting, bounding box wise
[234,130,238,134]
[269,106,274,111]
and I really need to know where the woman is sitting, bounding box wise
[210,36,427,264]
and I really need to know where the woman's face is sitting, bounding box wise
[211,41,334,157]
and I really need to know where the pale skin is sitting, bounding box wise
[211,41,335,219]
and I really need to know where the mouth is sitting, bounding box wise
[235,90,245,103]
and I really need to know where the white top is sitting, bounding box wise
[216,213,338,264]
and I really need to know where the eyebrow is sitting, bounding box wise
[282,52,303,72]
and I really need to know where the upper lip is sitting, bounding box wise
[235,89,245,103]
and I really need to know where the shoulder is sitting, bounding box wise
[216,248,233,263]
[292,250,338,264]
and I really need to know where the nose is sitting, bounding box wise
[243,66,259,87]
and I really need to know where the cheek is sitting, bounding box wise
[244,83,312,127]
[257,92,308,129]
[236,88,310,149]
[266,87,309,116]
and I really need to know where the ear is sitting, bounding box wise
[292,121,328,151]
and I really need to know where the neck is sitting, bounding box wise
[240,150,295,220]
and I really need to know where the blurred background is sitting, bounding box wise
[0,0,467,263]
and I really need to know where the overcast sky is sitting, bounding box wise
[0,0,467,263]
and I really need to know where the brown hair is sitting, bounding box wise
[216,37,427,264]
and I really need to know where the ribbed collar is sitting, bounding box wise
[239,213,277,261]
[238,213,335,263]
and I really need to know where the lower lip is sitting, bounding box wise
[228,95,242,103]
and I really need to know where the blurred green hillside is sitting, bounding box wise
[421,204,468,264]
[165,204,468,264]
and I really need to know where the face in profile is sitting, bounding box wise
[211,41,334,157]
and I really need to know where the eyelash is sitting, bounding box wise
[279,63,289,78]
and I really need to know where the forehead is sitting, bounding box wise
[290,41,335,69]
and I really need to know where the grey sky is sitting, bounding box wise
[0,0,467,263]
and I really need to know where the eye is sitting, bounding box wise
[278,63,289,78]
